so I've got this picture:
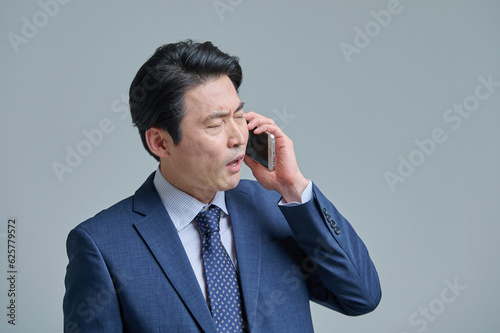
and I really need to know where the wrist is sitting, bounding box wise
[280,175,309,204]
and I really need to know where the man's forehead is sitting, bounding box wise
[185,97,242,117]
[184,98,242,118]
[208,102,244,116]
[182,75,241,118]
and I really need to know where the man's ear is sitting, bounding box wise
[145,127,172,159]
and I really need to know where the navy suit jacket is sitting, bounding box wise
[63,173,381,332]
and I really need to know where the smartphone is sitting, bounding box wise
[246,129,275,171]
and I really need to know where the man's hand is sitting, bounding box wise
[244,111,309,203]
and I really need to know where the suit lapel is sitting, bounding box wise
[226,187,262,331]
[132,174,216,333]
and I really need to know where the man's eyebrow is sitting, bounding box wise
[205,102,245,121]
[235,102,245,112]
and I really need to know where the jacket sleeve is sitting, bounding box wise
[278,183,381,316]
[63,227,123,332]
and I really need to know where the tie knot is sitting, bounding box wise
[195,205,222,236]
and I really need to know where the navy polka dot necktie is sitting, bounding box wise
[195,205,246,332]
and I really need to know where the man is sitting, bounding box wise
[63,40,381,332]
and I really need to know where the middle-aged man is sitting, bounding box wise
[63,40,381,332]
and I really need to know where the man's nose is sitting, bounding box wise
[227,121,247,148]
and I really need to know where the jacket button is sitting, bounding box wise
[333,226,341,235]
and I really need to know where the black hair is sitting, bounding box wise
[129,40,243,161]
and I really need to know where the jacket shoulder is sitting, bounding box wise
[72,172,157,235]
[74,195,135,233]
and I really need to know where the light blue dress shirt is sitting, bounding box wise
[152,168,312,302]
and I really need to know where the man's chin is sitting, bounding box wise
[221,173,241,191]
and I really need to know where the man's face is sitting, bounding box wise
[161,75,248,203]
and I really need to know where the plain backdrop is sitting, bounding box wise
[1,0,499,332]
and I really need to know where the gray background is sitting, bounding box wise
[1,0,499,332]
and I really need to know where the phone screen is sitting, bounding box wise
[246,130,275,170]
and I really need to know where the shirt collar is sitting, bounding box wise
[153,168,228,232]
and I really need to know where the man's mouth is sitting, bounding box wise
[226,154,244,172]
[227,154,244,166]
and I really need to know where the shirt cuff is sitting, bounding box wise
[278,180,313,207]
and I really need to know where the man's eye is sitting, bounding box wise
[208,122,223,129]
